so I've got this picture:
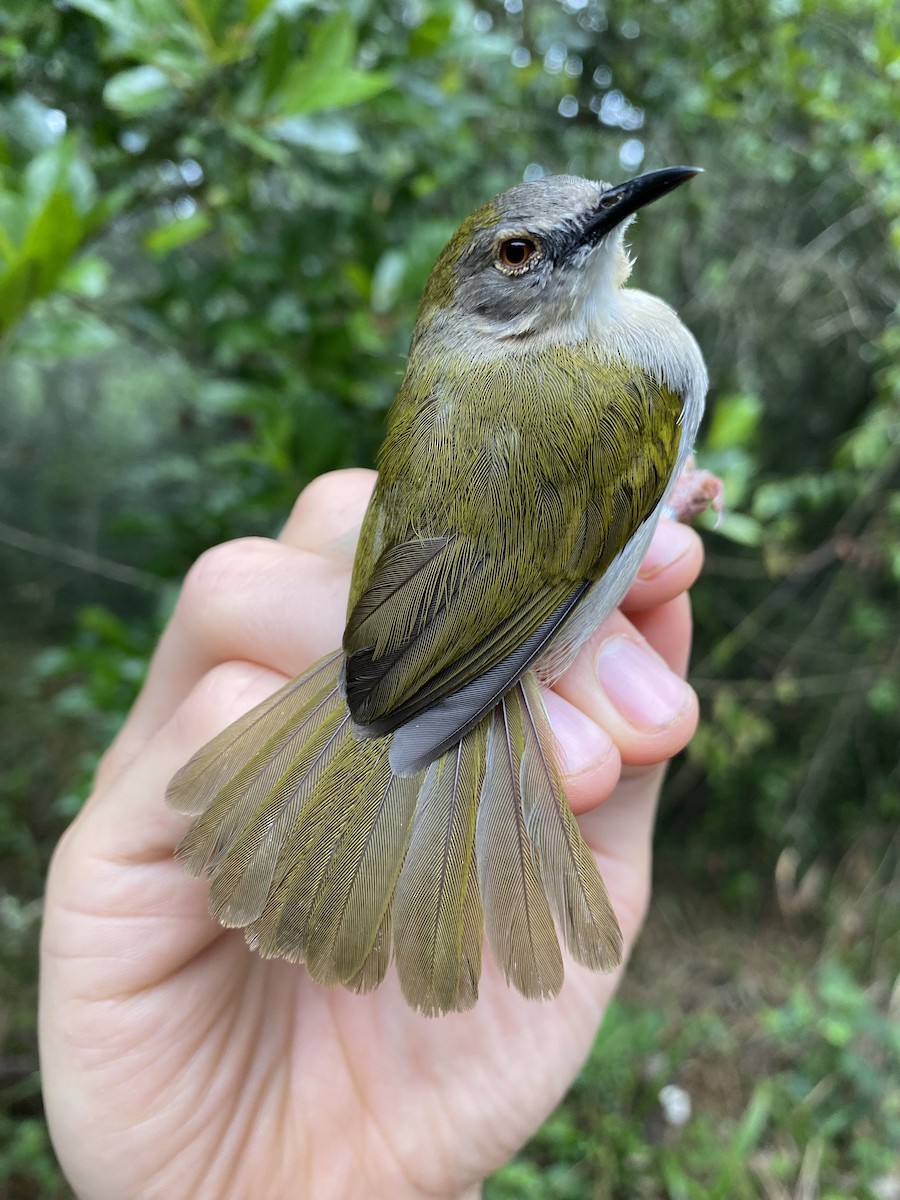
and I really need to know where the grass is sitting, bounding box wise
[487,869,900,1199]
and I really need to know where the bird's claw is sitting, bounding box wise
[664,457,725,526]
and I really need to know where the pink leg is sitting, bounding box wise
[664,456,725,524]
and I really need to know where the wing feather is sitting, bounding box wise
[205,702,351,926]
[346,909,392,994]
[167,651,342,818]
[342,352,684,771]
[170,652,350,926]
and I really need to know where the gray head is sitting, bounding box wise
[418,167,701,342]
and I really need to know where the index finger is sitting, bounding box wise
[280,468,376,556]
[97,470,376,785]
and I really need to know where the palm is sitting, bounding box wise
[139,939,613,1197]
[45,771,649,1199]
[41,472,700,1200]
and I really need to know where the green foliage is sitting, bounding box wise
[0,136,108,335]
[32,604,162,813]
[0,1112,70,1200]
[1,0,898,1193]
[488,961,899,1198]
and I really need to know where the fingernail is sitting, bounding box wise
[544,690,615,776]
[596,636,692,730]
[638,520,696,580]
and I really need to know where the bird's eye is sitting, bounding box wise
[497,237,538,270]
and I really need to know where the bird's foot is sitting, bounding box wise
[664,457,725,525]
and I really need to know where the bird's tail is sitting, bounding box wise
[167,656,622,1014]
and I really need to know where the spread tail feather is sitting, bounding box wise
[247,737,421,991]
[167,657,622,1012]
[392,730,485,1015]
[518,673,623,971]
[477,693,564,999]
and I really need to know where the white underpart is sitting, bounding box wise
[534,231,708,683]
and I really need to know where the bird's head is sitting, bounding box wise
[418,166,701,345]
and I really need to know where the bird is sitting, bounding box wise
[166,166,709,1016]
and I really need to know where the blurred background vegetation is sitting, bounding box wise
[1,0,898,1195]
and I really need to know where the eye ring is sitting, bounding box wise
[496,236,539,273]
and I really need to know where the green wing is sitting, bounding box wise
[343,344,683,762]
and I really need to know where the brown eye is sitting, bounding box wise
[497,237,537,269]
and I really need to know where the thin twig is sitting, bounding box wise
[0,521,166,591]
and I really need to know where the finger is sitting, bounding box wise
[544,689,623,815]
[525,528,699,820]
[280,468,376,554]
[551,591,694,849]
[150,469,375,709]
[576,764,665,945]
[47,661,288,981]
[98,541,346,786]
[629,592,693,677]
[621,518,704,614]
[98,662,289,851]
[552,601,698,767]
[173,539,349,677]
[571,598,697,940]
[547,594,693,821]
[101,471,374,781]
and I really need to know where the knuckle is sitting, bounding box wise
[177,537,274,619]
[173,661,285,752]
[289,468,376,524]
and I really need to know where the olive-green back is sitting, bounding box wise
[344,345,683,739]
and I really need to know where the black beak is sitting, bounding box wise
[581,166,702,245]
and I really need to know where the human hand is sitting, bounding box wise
[40,468,703,1200]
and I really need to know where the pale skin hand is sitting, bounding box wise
[40,469,704,1200]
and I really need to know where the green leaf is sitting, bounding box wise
[13,307,120,358]
[409,11,455,57]
[144,210,213,255]
[371,249,406,312]
[275,63,391,117]
[24,141,97,214]
[60,255,111,298]
[709,511,764,547]
[103,65,174,116]
[270,12,391,116]
[0,191,87,333]
[266,115,361,153]
[66,0,144,39]
[731,1083,772,1157]
[24,191,83,275]
[259,14,293,101]
[224,120,291,163]
[707,392,763,450]
[306,10,355,76]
